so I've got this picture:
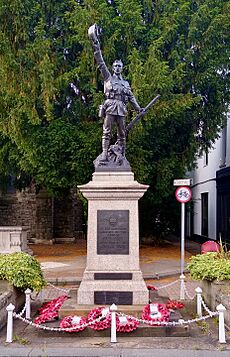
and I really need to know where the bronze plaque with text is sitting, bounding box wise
[94,273,132,280]
[97,210,129,255]
[94,291,133,305]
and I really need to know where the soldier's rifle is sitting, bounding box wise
[125,94,161,136]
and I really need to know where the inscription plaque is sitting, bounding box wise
[97,210,129,255]
[94,273,132,280]
[94,291,133,305]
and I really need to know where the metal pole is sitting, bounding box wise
[25,288,32,319]
[180,274,185,300]
[6,303,15,343]
[195,287,202,317]
[216,304,226,343]
[110,303,117,343]
[180,202,185,275]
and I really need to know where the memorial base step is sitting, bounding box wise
[37,322,190,338]
[57,299,190,337]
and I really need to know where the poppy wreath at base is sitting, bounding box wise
[142,302,170,325]
[87,306,111,330]
[166,300,185,310]
[116,315,139,333]
[34,295,69,324]
[34,311,59,324]
[59,315,87,332]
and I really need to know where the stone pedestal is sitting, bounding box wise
[0,226,32,254]
[77,171,149,305]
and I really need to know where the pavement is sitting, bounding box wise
[32,236,201,285]
[0,345,230,357]
[30,236,201,301]
[0,236,229,356]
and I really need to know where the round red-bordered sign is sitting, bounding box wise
[175,186,192,203]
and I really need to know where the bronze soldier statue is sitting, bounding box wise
[88,24,143,164]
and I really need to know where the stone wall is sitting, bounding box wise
[35,189,53,243]
[54,192,83,242]
[0,187,83,244]
[0,187,37,242]
[201,280,230,328]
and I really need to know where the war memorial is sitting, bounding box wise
[34,26,228,345]
[75,24,161,307]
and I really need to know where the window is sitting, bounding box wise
[203,149,208,166]
[201,192,209,237]
[219,126,226,167]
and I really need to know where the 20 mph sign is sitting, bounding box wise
[175,186,192,203]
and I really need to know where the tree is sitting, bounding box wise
[0,0,102,192]
[0,0,229,233]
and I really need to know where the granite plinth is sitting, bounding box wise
[77,171,149,306]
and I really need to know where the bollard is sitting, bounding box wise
[25,288,32,319]
[6,303,15,343]
[195,287,202,317]
[180,274,185,300]
[216,304,226,343]
[110,303,118,343]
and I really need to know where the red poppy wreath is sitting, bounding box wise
[34,295,68,324]
[87,306,111,330]
[142,302,170,325]
[116,315,139,333]
[59,315,87,332]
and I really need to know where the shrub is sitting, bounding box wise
[188,252,230,281]
[0,252,46,292]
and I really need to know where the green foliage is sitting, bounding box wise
[0,252,46,292]
[13,335,30,345]
[188,252,230,281]
[0,0,229,232]
[218,237,230,259]
[196,320,210,334]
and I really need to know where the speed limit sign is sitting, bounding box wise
[175,186,192,203]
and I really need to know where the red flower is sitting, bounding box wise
[166,300,185,310]
[146,284,158,291]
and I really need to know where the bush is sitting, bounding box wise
[0,252,46,292]
[188,252,230,281]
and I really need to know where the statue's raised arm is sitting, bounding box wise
[88,24,110,81]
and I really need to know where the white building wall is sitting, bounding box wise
[191,114,230,240]
[226,115,230,166]
[192,145,219,240]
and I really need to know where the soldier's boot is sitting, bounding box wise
[101,139,109,161]
[101,150,108,161]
